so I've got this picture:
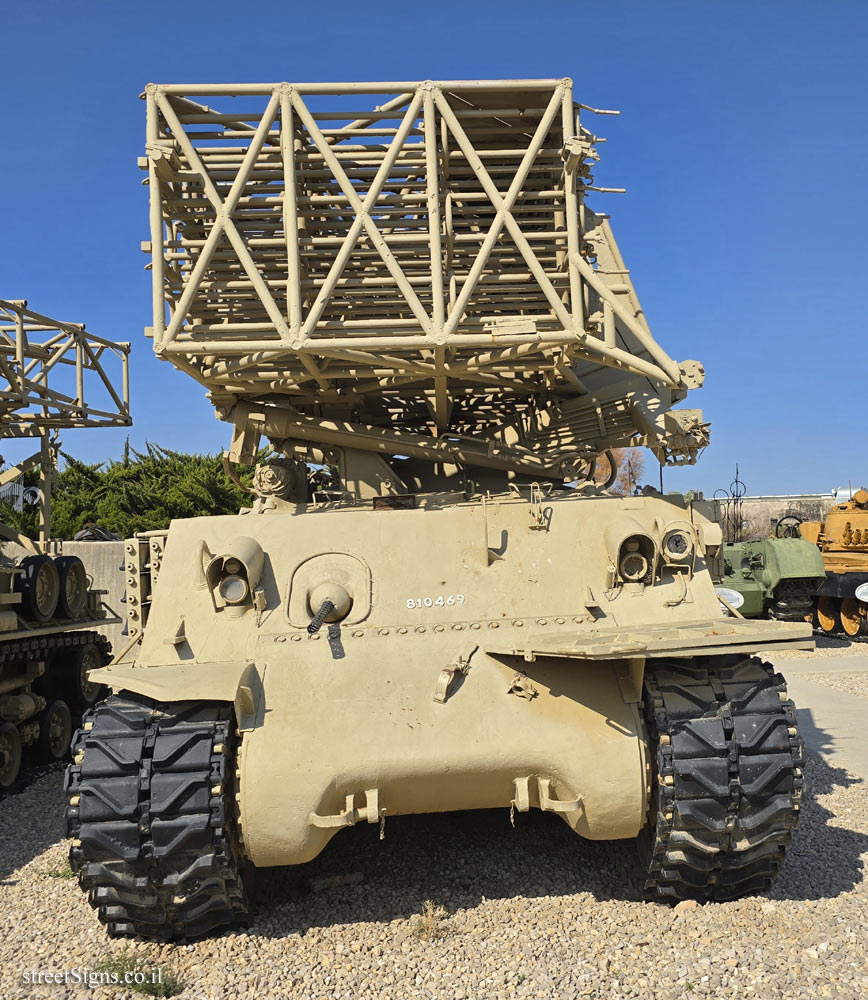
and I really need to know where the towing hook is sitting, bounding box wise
[307,599,336,634]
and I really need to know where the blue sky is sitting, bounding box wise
[1,0,865,496]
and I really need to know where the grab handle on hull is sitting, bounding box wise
[309,788,384,829]
[511,776,583,818]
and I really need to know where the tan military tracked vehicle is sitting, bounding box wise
[0,299,130,787]
[800,490,868,637]
[66,79,810,940]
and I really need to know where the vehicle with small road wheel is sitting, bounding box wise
[800,490,868,637]
[720,537,825,621]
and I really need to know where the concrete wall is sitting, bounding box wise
[64,541,126,655]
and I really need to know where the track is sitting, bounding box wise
[769,580,818,622]
[66,694,248,940]
[812,627,868,644]
[640,656,803,902]
[0,631,110,794]
[0,629,109,674]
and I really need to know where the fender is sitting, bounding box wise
[89,660,264,730]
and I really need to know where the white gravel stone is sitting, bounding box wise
[1,750,867,999]
[775,636,866,660]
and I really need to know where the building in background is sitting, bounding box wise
[737,488,861,540]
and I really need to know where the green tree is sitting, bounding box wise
[0,444,258,540]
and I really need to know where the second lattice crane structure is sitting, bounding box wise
[0,299,130,788]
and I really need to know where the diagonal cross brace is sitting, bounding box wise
[433,86,573,337]
[290,89,432,341]
[157,91,293,346]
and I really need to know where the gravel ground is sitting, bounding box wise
[1,751,867,1000]
[797,672,868,701]
[774,636,866,660]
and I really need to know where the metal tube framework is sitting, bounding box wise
[0,300,132,547]
[141,79,700,464]
[0,300,131,435]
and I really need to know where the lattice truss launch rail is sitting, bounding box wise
[0,300,131,437]
[143,80,707,471]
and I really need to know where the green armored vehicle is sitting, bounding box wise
[65,79,810,940]
[720,538,826,621]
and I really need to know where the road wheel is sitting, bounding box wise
[36,700,73,763]
[68,642,107,709]
[840,598,867,638]
[816,596,841,635]
[55,556,88,618]
[15,555,60,622]
[0,722,23,789]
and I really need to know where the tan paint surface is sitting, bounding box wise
[103,490,810,866]
[99,78,810,869]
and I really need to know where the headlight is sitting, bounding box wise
[619,539,650,581]
[606,523,657,586]
[662,528,694,564]
[204,536,265,612]
[218,574,249,605]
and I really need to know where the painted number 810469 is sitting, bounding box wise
[406,595,466,609]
